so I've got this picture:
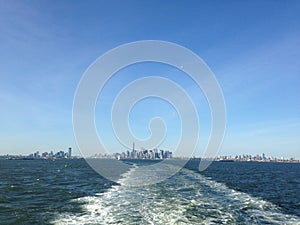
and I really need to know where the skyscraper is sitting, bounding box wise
[68,147,72,158]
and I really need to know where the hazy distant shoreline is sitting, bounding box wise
[1,155,299,163]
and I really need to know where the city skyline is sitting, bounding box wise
[0,1,299,158]
[1,144,299,161]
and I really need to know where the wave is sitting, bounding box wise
[52,166,300,225]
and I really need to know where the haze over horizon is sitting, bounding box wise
[0,1,299,159]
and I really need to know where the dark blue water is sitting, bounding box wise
[0,159,299,224]
[187,160,300,217]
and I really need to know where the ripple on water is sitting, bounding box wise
[51,167,300,225]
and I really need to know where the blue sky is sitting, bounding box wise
[0,0,299,158]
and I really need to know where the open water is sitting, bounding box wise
[0,159,299,224]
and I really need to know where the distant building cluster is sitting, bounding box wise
[217,153,299,162]
[4,147,74,160]
[115,148,173,160]
[28,147,72,159]
[2,147,299,163]
[92,143,173,160]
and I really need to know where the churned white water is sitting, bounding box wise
[52,165,300,225]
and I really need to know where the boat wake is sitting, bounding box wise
[52,165,300,224]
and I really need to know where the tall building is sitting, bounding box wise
[68,147,72,158]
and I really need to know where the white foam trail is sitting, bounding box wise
[52,166,300,225]
[181,168,300,224]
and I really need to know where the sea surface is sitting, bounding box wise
[0,159,299,224]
